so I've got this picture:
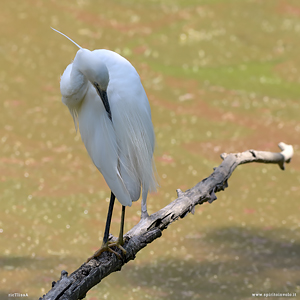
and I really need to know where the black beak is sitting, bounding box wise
[94,83,112,122]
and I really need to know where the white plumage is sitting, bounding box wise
[54,28,157,259]
[60,48,157,212]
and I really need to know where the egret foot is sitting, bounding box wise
[116,239,126,255]
[86,240,126,263]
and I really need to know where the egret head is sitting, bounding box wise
[75,49,109,91]
[51,28,110,90]
[52,28,112,121]
[74,49,111,120]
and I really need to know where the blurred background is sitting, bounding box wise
[0,0,300,299]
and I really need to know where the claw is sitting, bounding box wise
[86,240,126,262]
[116,242,126,255]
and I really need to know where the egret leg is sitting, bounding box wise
[87,192,120,262]
[141,188,149,219]
[86,192,126,262]
[116,205,126,254]
[102,192,115,245]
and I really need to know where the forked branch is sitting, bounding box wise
[40,142,294,300]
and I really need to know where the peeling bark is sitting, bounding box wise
[39,142,294,300]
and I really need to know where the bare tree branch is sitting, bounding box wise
[39,142,294,300]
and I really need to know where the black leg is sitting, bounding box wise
[118,205,126,245]
[86,192,126,262]
[103,191,115,245]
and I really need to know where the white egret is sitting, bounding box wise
[53,28,157,261]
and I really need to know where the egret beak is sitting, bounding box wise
[94,83,112,122]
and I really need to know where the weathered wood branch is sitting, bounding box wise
[40,142,294,300]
